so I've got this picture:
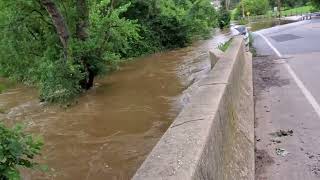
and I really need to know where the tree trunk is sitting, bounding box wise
[277,0,282,19]
[225,0,230,10]
[86,66,95,90]
[242,0,245,18]
[76,0,95,90]
[76,0,89,40]
[41,0,69,60]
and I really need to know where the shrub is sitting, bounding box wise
[310,0,320,11]
[238,18,249,25]
[234,0,270,19]
[249,32,257,56]
[218,39,232,52]
[0,0,218,103]
[0,123,43,180]
[218,8,231,29]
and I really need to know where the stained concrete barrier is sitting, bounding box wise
[132,37,254,180]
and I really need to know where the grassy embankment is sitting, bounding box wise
[270,5,312,16]
[232,5,313,23]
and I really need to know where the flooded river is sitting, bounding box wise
[0,30,230,180]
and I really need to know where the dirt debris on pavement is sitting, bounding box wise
[275,148,290,157]
[255,149,275,177]
[270,129,294,137]
[311,166,320,176]
[270,139,281,144]
[253,55,290,99]
[307,152,320,177]
[254,55,292,179]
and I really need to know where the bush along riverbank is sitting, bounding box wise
[0,79,15,94]
[0,0,226,103]
[0,123,44,179]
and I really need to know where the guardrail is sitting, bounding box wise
[240,11,320,23]
[132,37,254,180]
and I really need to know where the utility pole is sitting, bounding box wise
[277,0,282,19]
[242,0,245,18]
[225,0,230,10]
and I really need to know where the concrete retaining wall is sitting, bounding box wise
[132,37,254,180]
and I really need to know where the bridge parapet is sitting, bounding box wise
[132,37,254,180]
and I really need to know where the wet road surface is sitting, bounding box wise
[253,19,320,179]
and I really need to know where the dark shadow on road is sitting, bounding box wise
[255,149,275,179]
[253,55,290,179]
[253,55,290,99]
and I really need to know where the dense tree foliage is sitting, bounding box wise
[269,0,309,8]
[243,0,269,15]
[218,0,231,29]
[229,0,241,9]
[311,0,320,10]
[0,0,138,102]
[0,0,217,102]
[118,0,218,52]
[234,0,269,19]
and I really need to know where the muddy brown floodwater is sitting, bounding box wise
[0,29,230,180]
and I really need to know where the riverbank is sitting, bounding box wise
[0,78,14,93]
[0,30,230,180]
[273,5,312,17]
[249,19,297,31]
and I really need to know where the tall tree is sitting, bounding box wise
[312,0,320,8]
[0,0,218,102]
[41,0,70,60]
[0,0,139,102]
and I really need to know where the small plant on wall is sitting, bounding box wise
[218,39,233,52]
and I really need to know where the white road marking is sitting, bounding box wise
[255,32,282,58]
[256,32,320,118]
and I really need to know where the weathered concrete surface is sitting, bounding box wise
[132,37,254,180]
[209,49,224,69]
[254,19,320,180]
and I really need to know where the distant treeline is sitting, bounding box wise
[233,0,311,19]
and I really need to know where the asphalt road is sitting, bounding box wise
[253,18,320,180]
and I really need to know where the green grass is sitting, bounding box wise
[248,5,313,21]
[235,5,313,24]
[281,6,312,16]
[231,8,238,21]
[238,18,249,25]
[266,5,312,16]
[218,39,232,52]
